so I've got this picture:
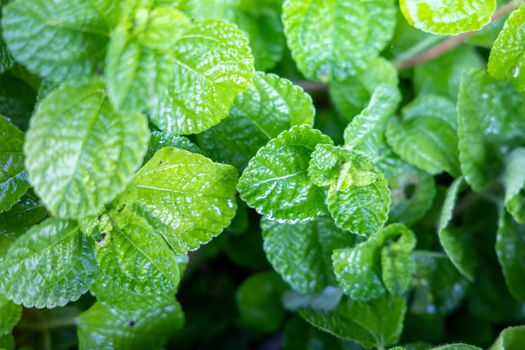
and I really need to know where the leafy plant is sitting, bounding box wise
[2,0,525,349]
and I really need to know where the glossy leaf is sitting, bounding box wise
[386,95,460,176]
[150,19,255,135]
[2,0,117,82]
[145,130,204,162]
[0,115,29,213]
[0,295,21,335]
[261,216,355,294]
[0,218,98,308]
[400,0,496,35]
[503,148,525,224]
[25,81,149,219]
[78,295,184,350]
[0,193,47,237]
[433,345,482,350]
[490,325,525,350]
[300,295,406,349]
[282,0,396,81]
[198,72,315,169]
[333,224,416,300]
[283,316,345,350]
[237,125,332,222]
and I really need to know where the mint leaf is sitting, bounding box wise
[238,125,332,222]
[330,57,398,119]
[0,193,47,237]
[299,295,406,349]
[458,69,525,191]
[78,295,184,350]
[282,0,396,81]
[146,130,204,162]
[236,271,287,333]
[0,334,14,350]
[400,0,496,35]
[198,72,315,169]
[0,295,21,335]
[386,95,460,176]
[113,147,238,255]
[106,4,190,113]
[0,218,98,308]
[2,0,116,82]
[150,19,255,135]
[433,345,482,350]
[284,316,345,350]
[496,211,525,301]
[488,6,525,92]
[261,216,356,294]
[333,224,416,300]
[24,81,149,219]
[0,75,36,131]
[0,115,29,213]
[490,325,525,350]
[503,148,525,224]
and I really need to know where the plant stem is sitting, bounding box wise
[394,1,520,70]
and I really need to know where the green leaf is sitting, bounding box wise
[0,192,47,237]
[283,316,345,350]
[149,19,255,135]
[198,72,315,169]
[2,0,118,82]
[146,130,204,162]
[379,156,436,224]
[113,147,238,255]
[0,75,36,131]
[324,147,391,236]
[438,177,465,232]
[0,37,13,75]
[0,295,21,336]
[283,287,343,312]
[25,81,149,219]
[488,6,525,93]
[433,345,482,350]
[237,125,332,222]
[282,0,396,81]
[411,251,469,317]
[106,4,190,113]
[490,325,525,350]
[399,0,496,35]
[299,295,406,349]
[78,295,184,350]
[0,115,29,213]
[0,218,98,308]
[333,224,416,300]
[343,84,401,151]
[330,57,398,119]
[458,69,525,191]
[414,46,484,100]
[187,0,285,70]
[236,271,287,333]
[308,144,353,187]
[496,211,525,301]
[503,148,525,224]
[386,95,460,176]
[261,216,356,294]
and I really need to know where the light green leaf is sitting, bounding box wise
[411,251,469,317]
[283,287,343,312]
[299,295,406,349]
[146,130,204,162]
[503,148,525,224]
[106,4,190,113]
[386,95,460,176]
[343,84,401,151]
[261,216,356,294]
[0,218,98,308]
[0,115,29,213]
[324,148,391,236]
[0,193,47,237]
[458,69,525,191]
[379,156,436,224]
[0,295,21,336]
[236,271,287,333]
[433,345,482,350]
[399,0,496,35]
[238,125,332,222]
[282,0,396,81]
[25,81,149,219]
[488,6,525,92]
[187,0,285,70]
[150,19,254,135]
[0,37,13,75]
[490,325,525,350]
[333,224,416,300]
[113,147,238,255]
[496,211,525,301]
[414,46,484,100]
[2,0,118,82]
[78,295,184,350]
[198,72,315,169]
[438,177,465,232]
[330,57,398,119]
[308,144,353,187]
